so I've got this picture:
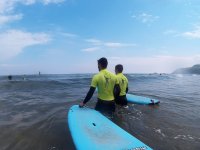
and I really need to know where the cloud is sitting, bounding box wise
[85,38,102,45]
[0,30,51,60]
[42,0,65,5]
[0,0,64,14]
[104,42,123,48]
[0,0,65,26]
[108,55,200,73]
[0,1,23,25]
[0,0,65,10]
[83,38,136,52]
[104,42,136,48]
[59,32,78,38]
[0,14,23,25]
[182,25,200,39]
[132,13,159,24]
[164,25,200,39]
[81,47,100,52]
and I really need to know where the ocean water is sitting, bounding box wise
[0,74,200,150]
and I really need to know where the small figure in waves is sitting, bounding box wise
[8,75,12,80]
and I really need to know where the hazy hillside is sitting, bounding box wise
[173,64,200,74]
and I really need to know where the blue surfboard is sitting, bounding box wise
[68,105,153,150]
[127,94,160,105]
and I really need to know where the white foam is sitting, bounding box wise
[174,134,197,140]
[154,128,166,137]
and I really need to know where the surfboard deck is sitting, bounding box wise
[127,94,160,105]
[68,105,153,150]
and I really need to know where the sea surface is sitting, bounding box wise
[0,74,200,150]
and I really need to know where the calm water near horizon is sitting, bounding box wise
[0,74,200,150]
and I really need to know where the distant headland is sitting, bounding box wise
[173,64,200,74]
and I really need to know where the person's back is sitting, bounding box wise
[115,64,128,106]
[92,69,117,101]
[79,57,120,115]
[117,73,128,96]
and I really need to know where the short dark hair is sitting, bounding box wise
[98,57,108,68]
[115,64,123,73]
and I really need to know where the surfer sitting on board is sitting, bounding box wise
[79,57,120,115]
[115,64,128,108]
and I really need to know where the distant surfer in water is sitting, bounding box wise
[115,64,128,108]
[79,57,120,115]
[8,75,12,80]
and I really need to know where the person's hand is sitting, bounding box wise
[79,102,85,108]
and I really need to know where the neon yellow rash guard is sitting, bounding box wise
[91,69,119,101]
[116,73,128,96]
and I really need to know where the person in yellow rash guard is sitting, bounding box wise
[79,57,120,114]
[115,64,128,106]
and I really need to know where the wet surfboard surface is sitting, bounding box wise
[68,105,153,150]
[127,94,160,105]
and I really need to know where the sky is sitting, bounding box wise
[0,0,200,75]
